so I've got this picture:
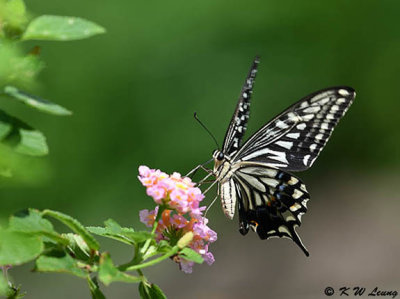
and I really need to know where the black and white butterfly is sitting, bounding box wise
[198,57,355,256]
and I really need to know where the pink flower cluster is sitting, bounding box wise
[138,166,205,216]
[138,166,217,273]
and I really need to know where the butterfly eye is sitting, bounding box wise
[217,152,224,161]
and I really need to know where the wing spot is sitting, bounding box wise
[276,120,289,129]
[296,123,306,130]
[331,105,340,112]
[309,143,317,152]
[290,203,302,212]
[302,114,314,121]
[292,189,303,199]
[278,225,291,235]
[276,141,293,149]
[303,154,311,165]
[317,97,330,105]
[303,106,321,113]
[300,101,309,108]
[338,89,350,96]
[287,132,300,139]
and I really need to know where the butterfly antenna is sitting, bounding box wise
[194,112,220,150]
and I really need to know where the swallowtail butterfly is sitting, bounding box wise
[210,57,355,256]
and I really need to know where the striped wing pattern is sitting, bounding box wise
[212,58,356,256]
[235,87,356,171]
[222,57,260,156]
[232,163,309,256]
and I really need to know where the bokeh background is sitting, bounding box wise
[1,0,400,298]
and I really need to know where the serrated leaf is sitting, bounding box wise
[179,248,203,264]
[0,109,48,156]
[87,277,106,299]
[0,229,43,265]
[35,254,87,278]
[4,86,72,116]
[42,210,100,251]
[98,253,141,286]
[9,209,67,245]
[22,15,106,41]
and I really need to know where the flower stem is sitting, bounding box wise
[141,205,165,255]
[125,246,179,271]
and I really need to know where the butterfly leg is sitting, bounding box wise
[197,171,217,187]
[202,179,218,195]
[186,158,213,178]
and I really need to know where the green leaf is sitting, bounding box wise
[86,226,132,245]
[138,282,166,299]
[4,86,72,116]
[0,121,12,140]
[148,283,167,299]
[87,276,106,299]
[98,253,141,286]
[0,229,43,265]
[22,15,106,41]
[9,209,67,245]
[14,129,48,156]
[138,281,151,299]
[87,219,153,245]
[179,248,203,264]
[63,234,91,261]
[42,210,100,251]
[122,231,155,244]
[35,254,87,278]
[0,109,48,156]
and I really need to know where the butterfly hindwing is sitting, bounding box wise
[235,87,356,171]
[231,163,309,255]
[222,56,260,156]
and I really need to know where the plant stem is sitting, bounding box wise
[126,246,179,272]
[140,205,165,255]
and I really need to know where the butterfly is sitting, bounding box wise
[209,56,355,256]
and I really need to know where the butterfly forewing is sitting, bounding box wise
[234,87,356,171]
[222,56,260,156]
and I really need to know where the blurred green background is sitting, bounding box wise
[1,0,400,298]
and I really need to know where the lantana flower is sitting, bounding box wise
[138,166,217,273]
